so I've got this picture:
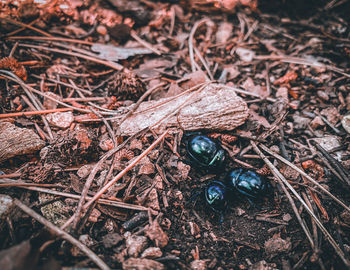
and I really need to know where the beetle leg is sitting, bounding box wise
[246,197,262,210]
[219,212,225,224]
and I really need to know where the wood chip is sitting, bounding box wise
[0,121,45,163]
[117,83,248,135]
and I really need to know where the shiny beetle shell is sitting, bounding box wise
[204,180,227,212]
[187,135,225,170]
[225,168,269,199]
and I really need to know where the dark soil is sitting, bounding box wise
[0,0,350,269]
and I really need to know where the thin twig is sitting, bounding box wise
[20,90,54,140]
[9,42,19,57]
[63,97,108,102]
[254,55,350,78]
[1,17,52,37]
[6,18,41,37]
[19,43,125,71]
[7,35,94,45]
[169,5,176,36]
[194,47,213,80]
[312,141,350,186]
[0,178,63,188]
[0,71,119,115]
[254,147,314,248]
[223,85,277,102]
[302,191,321,262]
[66,131,144,230]
[83,130,168,210]
[0,108,72,118]
[32,75,93,95]
[0,173,21,178]
[131,30,161,55]
[189,19,209,72]
[7,184,148,211]
[243,20,258,41]
[13,199,111,270]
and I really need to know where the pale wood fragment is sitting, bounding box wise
[117,83,249,136]
[0,121,45,163]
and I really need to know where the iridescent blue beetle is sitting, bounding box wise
[225,168,270,200]
[186,134,226,171]
[204,180,227,212]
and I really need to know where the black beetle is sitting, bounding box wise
[225,168,270,200]
[204,180,228,212]
[186,134,226,170]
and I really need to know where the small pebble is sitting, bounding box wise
[0,194,14,218]
[269,145,280,153]
[236,48,255,62]
[235,207,246,216]
[282,213,292,222]
[190,259,207,270]
[96,25,107,36]
[141,247,163,259]
[317,90,329,101]
[289,100,300,110]
[341,115,350,134]
[125,232,148,257]
[129,139,143,150]
[292,114,311,129]
[310,116,325,129]
[79,234,95,247]
[88,208,101,223]
[77,164,94,178]
[46,111,74,129]
[276,87,289,100]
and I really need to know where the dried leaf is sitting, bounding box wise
[91,44,153,61]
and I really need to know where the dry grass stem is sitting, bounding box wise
[251,141,350,268]
[14,199,111,270]
[259,144,350,213]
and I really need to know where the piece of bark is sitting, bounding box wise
[116,83,248,136]
[0,121,45,163]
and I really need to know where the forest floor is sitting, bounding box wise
[0,0,350,269]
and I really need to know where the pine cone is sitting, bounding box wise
[108,72,146,101]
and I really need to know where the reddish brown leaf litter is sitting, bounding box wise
[0,57,27,80]
[108,72,147,101]
[1,0,350,269]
